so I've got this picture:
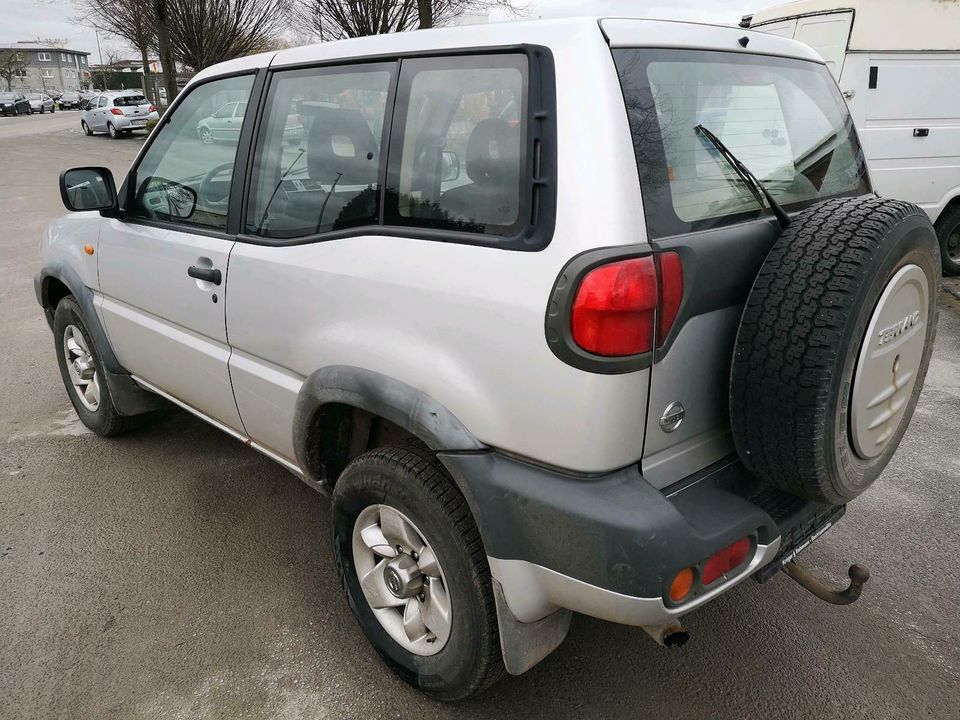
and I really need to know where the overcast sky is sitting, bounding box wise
[0,0,758,60]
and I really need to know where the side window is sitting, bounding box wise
[234,102,248,118]
[245,63,393,239]
[384,54,528,237]
[213,102,236,119]
[98,97,108,108]
[128,74,254,232]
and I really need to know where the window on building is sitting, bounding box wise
[80,56,87,65]
[61,53,68,62]
[38,52,51,61]
[42,69,54,78]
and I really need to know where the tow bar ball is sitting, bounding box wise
[782,562,871,605]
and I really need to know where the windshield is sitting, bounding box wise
[614,49,870,239]
[114,95,147,107]
[0,93,16,100]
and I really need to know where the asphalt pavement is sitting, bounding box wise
[1,111,959,720]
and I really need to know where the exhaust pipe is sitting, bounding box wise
[642,620,690,647]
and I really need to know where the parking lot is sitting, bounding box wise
[1,111,959,719]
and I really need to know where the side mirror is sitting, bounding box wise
[441,150,460,183]
[59,167,118,214]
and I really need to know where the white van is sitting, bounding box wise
[744,0,960,275]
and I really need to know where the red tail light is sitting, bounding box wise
[701,537,752,586]
[110,107,123,115]
[571,257,658,356]
[570,253,684,358]
[657,251,684,346]
[149,105,156,113]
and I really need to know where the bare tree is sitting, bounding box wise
[0,51,28,91]
[154,0,180,103]
[161,0,291,71]
[73,0,157,101]
[298,0,521,40]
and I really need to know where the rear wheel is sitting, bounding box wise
[936,204,960,276]
[107,122,119,139]
[332,445,504,701]
[39,105,45,114]
[731,197,940,504]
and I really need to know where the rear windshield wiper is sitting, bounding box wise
[694,124,792,231]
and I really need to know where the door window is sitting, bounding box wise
[245,64,393,239]
[213,102,236,119]
[127,74,255,232]
[384,54,527,237]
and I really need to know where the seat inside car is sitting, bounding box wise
[439,118,521,227]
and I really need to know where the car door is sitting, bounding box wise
[97,73,257,431]
[92,96,108,129]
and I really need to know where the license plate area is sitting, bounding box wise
[753,502,846,583]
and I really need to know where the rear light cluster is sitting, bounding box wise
[570,252,683,357]
[109,107,123,116]
[149,105,157,113]
[668,536,754,604]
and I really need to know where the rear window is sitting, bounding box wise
[114,95,147,107]
[614,49,870,239]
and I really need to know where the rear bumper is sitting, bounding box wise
[440,452,832,627]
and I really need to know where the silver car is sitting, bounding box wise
[26,93,55,114]
[81,91,159,139]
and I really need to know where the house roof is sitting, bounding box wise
[0,42,90,55]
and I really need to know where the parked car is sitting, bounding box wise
[58,92,83,110]
[38,17,941,701]
[744,0,960,275]
[80,91,159,138]
[0,92,32,116]
[26,93,55,114]
[196,100,248,144]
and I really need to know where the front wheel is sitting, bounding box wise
[199,127,213,145]
[332,446,504,701]
[53,297,133,437]
[81,120,93,136]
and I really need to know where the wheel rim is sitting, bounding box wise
[201,129,213,144]
[352,504,452,656]
[947,226,960,262]
[850,264,929,459]
[109,124,116,137]
[63,324,101,412]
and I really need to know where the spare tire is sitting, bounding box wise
[730,196,940,504]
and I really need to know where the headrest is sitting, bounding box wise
[465,118,521,187]
[307,107,379,186]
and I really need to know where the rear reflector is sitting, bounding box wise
[571,257,658,356]
[701,537,753,586]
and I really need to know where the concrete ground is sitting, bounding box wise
[1,111,959,720]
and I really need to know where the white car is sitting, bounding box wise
[26,93,55,114]
[37,17,940,700]
[80,91,159,138]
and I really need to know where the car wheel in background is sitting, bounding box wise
[935,204,960,276]
[107,122,119,139]
[51,105,55,113]
[81,120,93,136]
[199,127,213,145]
[332,445,504,701]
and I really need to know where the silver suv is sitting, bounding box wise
[37,18,940,700]
[81,91,159,138]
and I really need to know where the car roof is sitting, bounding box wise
[189,16,823,86]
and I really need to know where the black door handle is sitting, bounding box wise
[187,265,222,285]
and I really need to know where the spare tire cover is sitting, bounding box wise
[730,196,940,504]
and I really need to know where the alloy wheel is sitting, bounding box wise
[352,504,452,656]
[62,324,101,412]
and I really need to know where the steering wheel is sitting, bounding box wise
[199,162,234,207]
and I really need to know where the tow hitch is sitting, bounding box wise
[782,562,871,605]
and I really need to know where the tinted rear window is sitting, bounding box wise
[614,49,870,239]
[114,95,147,107]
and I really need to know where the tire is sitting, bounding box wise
[40,105,45,114]
[199,127,213,145]
[730,197,940,504]
[51,106,55,113]
[935,203,960,276]
[332,445,504,701]
[108,122,119,139]
[53,297,133,437]
[81,120,93,136]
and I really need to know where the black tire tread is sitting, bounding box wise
[730,196,928,502]
[337,445,505,699]
[935,202,960,276]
